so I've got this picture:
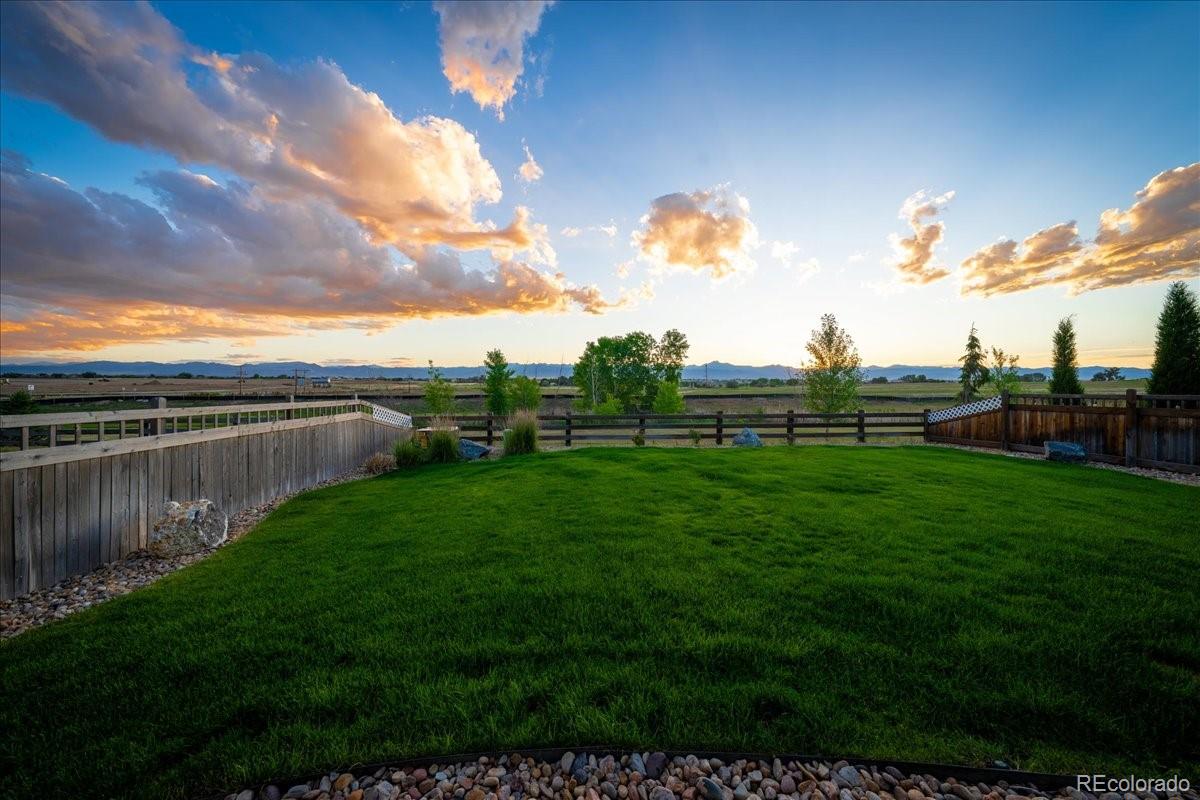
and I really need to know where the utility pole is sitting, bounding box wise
[292,367,308,395]
[237,364,246,394]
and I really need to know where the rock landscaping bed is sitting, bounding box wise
[221,752,1182,800]
[928,443,1199,486]
[0,468,372,639]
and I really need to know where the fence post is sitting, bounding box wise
[1124,389,1138,467]
[48,424,57,448]
[856,409,865,443]
[565,411,572,447]
[153,396,167,435]
[1000,390,1010,451]
[787,408,795,445]
[286,395,294,421]
[922,409,930,442]
[716,410,724,446]
[486,413,493,447]
[638,415,646,439]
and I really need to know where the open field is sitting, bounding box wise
[1,446,1196,798]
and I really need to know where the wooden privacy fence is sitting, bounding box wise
[926,390,1199,473]
[415,409,928,446]
[0,400,412,600]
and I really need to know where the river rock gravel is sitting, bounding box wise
[221,753,1198,800]
[0,468,372,639]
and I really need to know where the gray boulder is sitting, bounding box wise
[149,499,228,557]
[732,427,763,447]
[458,438,492,460]
[1044,440,1087,463]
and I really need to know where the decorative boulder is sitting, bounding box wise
[149,500,228,557]
[1044,440,1087,463]
[458,438,492,460]
[732,427,763,447]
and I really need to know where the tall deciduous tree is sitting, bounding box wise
[571,330,690,411]
[1049,316,1083,394]
[1149,281,1200,395]
[482,349,513,416]
[802,314,863,414]
[508,375,542,411]
[958,324,988,402]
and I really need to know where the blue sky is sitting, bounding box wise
[1,0,1197,367]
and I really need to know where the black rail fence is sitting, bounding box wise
[412,410,929,446]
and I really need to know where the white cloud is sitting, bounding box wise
[433,0,553,119]
[518,143,543,183]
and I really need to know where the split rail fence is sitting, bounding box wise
[0,399,412,599]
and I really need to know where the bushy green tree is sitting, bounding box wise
[958,324,988,401]
[572,329,690,411]
[1049,316,1083,394]
[509,375,542,411]
[802,314,863,414]
[423,361,455,415]
[1148,281,1200,395]
[482,349,513,416]
[651,380,685,413]
[2,388,37,414]
[988,347,1021,396]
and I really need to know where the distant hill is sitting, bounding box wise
[0,359,1152,381]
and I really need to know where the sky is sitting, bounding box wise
[0,0,1197,368]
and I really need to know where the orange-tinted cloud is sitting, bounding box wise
[632,186,758,279]
[433,1,553,119]
[518,144,543,183]
[0,155,615,354]
[961,164,1199,295]
[0,1,545,259]
[889,190,955,284]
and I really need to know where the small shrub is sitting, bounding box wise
[362,452,394,474]
[394,438,424,468]
[688,428,702,447]
[2,388,37,414]
[631,432,646,447]
[595,396,624,415]
[427,427,461,464]
[503,410,539,455]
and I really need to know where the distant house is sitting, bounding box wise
[311,376,332,388]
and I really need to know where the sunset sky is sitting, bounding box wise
[1,0,1197,368]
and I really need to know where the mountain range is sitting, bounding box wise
[0,359,1152,381]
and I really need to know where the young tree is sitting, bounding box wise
[958,324,988,401]
[482,349,513,416]
[987,347,1021,396]
[802,313,863,414]
[1049,316,1083,394]
[1148,281,1200,395]
[651,380,685,413]
[423,360,455,415]
[508,375,542,411]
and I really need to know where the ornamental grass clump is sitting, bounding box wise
[393,437,424,468]
[426,417,461,464]
[362,452,394,474]
[503,409,539,455]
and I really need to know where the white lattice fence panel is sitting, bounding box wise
[927,395,1001,424]
[365,402,413,429]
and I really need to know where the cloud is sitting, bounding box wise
[518,143,543,183]
[960,164,1199,295]
[0,1,547,258]
[560,226,582,237]
[433,0,553,119]
[770,240,820,284]
[888,189,955,284]
[561,221,618,239]
[632,186,758,279]
[597,222,618,238]
[0,154,616,353]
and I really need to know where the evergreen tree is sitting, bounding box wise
[957,324,988,401]
[1049,316,1083,394]
[482,349,513,416]
[1148,281,1200,394]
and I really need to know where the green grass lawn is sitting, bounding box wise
[2,447,1197,799]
